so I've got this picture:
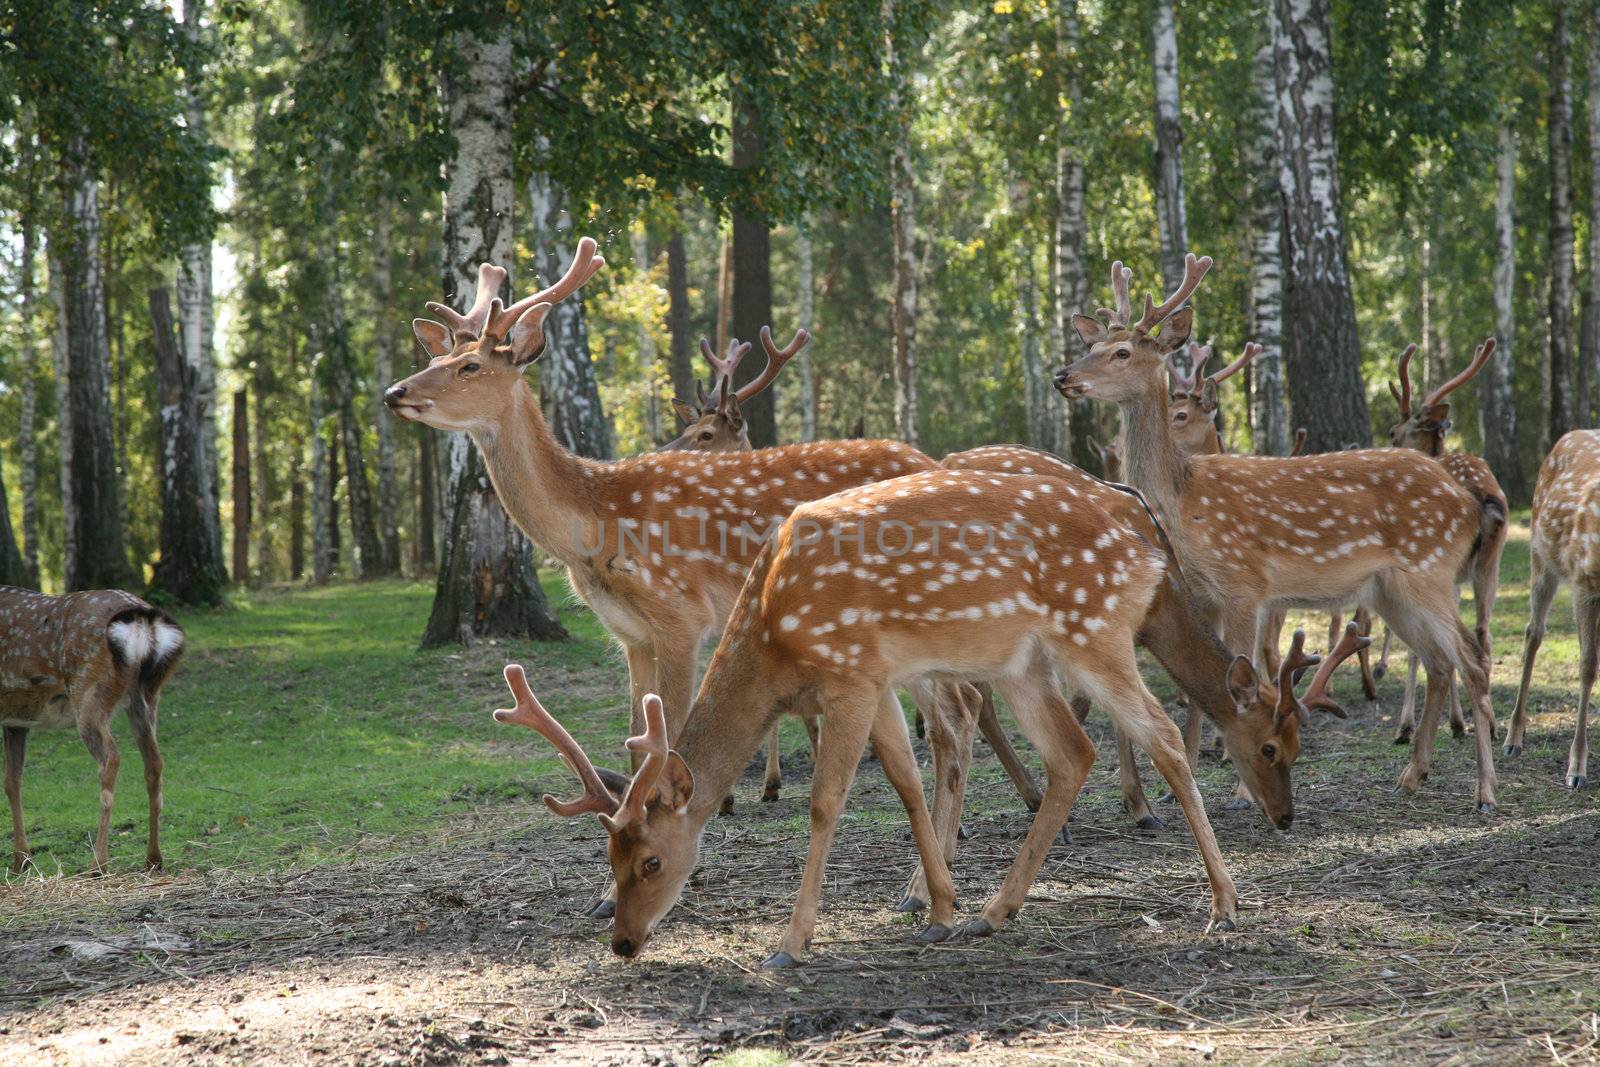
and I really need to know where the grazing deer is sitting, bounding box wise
[1056,253,1502,811]
[387,243,969,909]
[1506,430,1600,786]
[1,588,184,873]
[500,466,1247,967]
[1381,339,1508,745]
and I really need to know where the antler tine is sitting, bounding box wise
[1108,261,1134,327]
[1209,342,1261,385]
[424,262,509,342]
[1274,630,1322,718]
[734,326,811,404]
[1394,343,1418,416]
[699,336,741,382]
[1299,621,1373,719]
[1423,337,1496,410]
[485,237,606,338]
[1290,427,1308,456]
[493,665,618,818]
[1134,252,1213,335]
[615,693,670,824]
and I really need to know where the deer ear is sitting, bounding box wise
[1072,313,1106,348]
[509,304,554,366]
[594,766,633,802]
[1424,402,1451,426]
[1225,655,1257,708]
[413,319,454,358]
[650,751,695,814]
[721,389,742,421]
[1154,307,1194,354]
[671,398,697,426]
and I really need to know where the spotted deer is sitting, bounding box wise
[1378,339,1509,745]
[886,444,1371,912]
[499,466,1249,968]
[661,328,807,453]
[385,242,965,906]
[1506,430,1600,786]
[1,588,185,873]
[1167,338,1257,457]
[1057,253,1502,811]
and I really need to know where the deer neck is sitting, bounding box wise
[1117,369,1190,525]
[1137,576,1242,731]
[469,379,596,566]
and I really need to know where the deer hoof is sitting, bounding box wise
[584,898,616,920]
[1569,775,1587,790]
[1056,825,1073,846]
[761,785,780,803]
[913,922,951,944]
[1392,726,1413,745]
[1475,801,1496,815]
[1135,813,1166,831]
[719,795,736,816]
[1024,795,1043,814]
[958,917,997,939]
[1372,663,1388,681]
[145,855,163,873]
[956,822,969,841]
[1221,797,1252,812]
[895,893,927,914]
[1503,743,1522,757]
[761,950,799,970]
[1207,915,1237,934]
[1450,721,1467,740]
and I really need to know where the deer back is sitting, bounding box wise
[1532,430,1600,583]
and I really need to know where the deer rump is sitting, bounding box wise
[105,606,187,690]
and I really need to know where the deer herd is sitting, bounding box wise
[3,236,1598,974]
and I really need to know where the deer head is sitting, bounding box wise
[383,240,605,432]
[1168,340,1259,456]
[1088,436,1121,482]
[494,667,697,958]
[660,327,809,452]
[1387,338,1496,457]
[1055,254,1213,402]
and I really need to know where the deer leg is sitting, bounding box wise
[1355,607,1379,699]
[3,726,28,873]
[1507,560,1560,757]
[961,675,1095,937]
[1219,601,1265,812]
[975,682,1042,813]
[1374,624,1394,681]
[1395,650,1421,745]
[1567,590,1600,789]
[1447,669,1467,739]
[1117,727,1162,830]
[124,687,165,871]
[762,725,783,803]
[765,687,885,968]
[76,708,121,876]
[900,681,976,913]
[1456,620,1499,812]
[869,690,956,943]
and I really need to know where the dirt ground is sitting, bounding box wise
[5,665,1600,1066]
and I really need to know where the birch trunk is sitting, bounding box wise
[18,189,40,585]
[55,158,131,590]
[1548,0,1575,442]
[665,228,695,410]
[1245,43,1288,455]
[795,222,818,441]
[310,356,333,585]
[1150,0,1191,375]
[1485,124,1528,501]
[423,28,564,647]
[1053,0,1089,466]
[148,288,227,604]
[372,212,402,573]
[1272,0,1369,451]
[1580,12,1600,432]
[886,0,919,448]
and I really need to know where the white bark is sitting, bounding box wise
[1483,123,1525,499]
[1246,43,1288,455]
[1050,0,1083,461]
[886,0,918,447]
[1547,0,1575,440]
[372,211,401,572]
[1582,12,1600,430]
[795,223,817,441]
[18,207,39,580]
[1150,0,1190,374]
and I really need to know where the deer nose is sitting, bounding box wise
[612,937,637,958]
[383,384,408,406]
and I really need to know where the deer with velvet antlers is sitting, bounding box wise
[497,464,1262,967]
[1056,253,1503,811]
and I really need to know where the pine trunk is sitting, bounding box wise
[423,27,564,647]
[1272,0,1369,451]
[1548,0,1576,443]
[715,233,734,357]
[1053,0,1091,467]
[1246,42,1289,455]
[730,88,778,448]
[371,212,402,574]
[795,221,818,441]
[665,228,695,409]
[56,158,132,590]
[17,189,40,585]
[148,288,227,605]
[253,360,273,581]
[1486,123,1529,501]
[0,448,25,587]
[310,360,333,585]
[1580,13,1600,434]
[1150,0,1190,375]
[232,388,251,583]
[885,0,919,448]
[632,231,662,442]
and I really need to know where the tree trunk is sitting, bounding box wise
[632,231,662,443]
[290,456,305,581]
[1580,11,1600,434]
[795,221,818,441]
[715,233,734,357]
[730,87,779,448]
[885,0,919,448]
[1052,0,1090,467]
[310,357,334,585]
[1486,123,1529,502]
[665,228,695,409]
[17,186,40,585]
[0,461,25,588]
[1548,0,1576,443]
[55,157,132,590]
[424,26,565,647]
[328,415,342,563]
[417,429,436,574]
[1150,0,1191,376]
[179,0,222,573]
[147,288,227,605]
[106,219,131,561]
[371,212,402,574]
[1272,0,1369,451]
[231,388,251,584]
[48,252,76,582]
[253,359,273,582]
[1245,43,1289,455]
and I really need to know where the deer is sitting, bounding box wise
[1056,252,1503,812]
[386,240,973,912]
[1377,339,1509,746]
[1166,338,1256,457]
[1505,430,1600,787]
[1,588,185,873]
[497,465,1253,968]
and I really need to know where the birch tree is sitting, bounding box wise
[1271,0,1369,451]
[1548,0,1575,441]
[309,354,334,585]
[1246,42,1288,455]
[886,0,919,448]
[1052,0,1088,466]
[1580,10,1600,431]
[371,211,402,574]
[1150,0,1190,374]
[17,168,41,585]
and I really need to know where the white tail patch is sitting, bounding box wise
[152,620,185,662]
[107,619,153,665]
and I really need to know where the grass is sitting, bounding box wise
[4,509,1592,879]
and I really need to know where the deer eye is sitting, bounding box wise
[699,431,715,441]
[459,361,481,376]
[642,856,662,876]
[1115,348,1131,360]
[1260,743,1277,760]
